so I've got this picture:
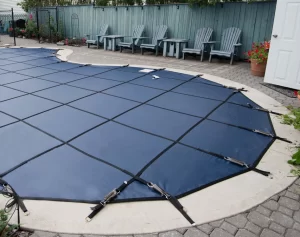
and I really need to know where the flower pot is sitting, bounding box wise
[298,94,300,100]
[251,59,267,77]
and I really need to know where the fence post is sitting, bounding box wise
[48,11,51,42]
[56,7,59,32]
[11,8,16,46]
[36,8,40,43]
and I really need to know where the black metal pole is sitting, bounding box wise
[17,203,20,225]
[56,7,59,32]
[11,8,16,46]
[48,11,51,42]
[36,8,40,43]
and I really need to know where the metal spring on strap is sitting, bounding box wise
[224,85,247,92]
[223,156,272,178]
[253,129,292,143]
[147,182,195,225]
[86,181,128,222]
[147,182,170,199]
[247,103,283,116]
[224,156,249,168]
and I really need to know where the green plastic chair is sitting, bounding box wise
[209,27,242,65]
[86,25,109,49]
[182,28,213,61]
[118,25,145,54]
[140,25,168,56]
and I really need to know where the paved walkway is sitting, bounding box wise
[1,36,299,108]
[30,179,300,237]
[31,179,300,237]
[1,36,300,237]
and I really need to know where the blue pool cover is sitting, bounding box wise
[0,48,283,222]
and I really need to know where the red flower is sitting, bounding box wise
[264,41,270,49]
[294,91,298,96]
[245,41,269,63]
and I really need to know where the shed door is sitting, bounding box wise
[264,0,300,90]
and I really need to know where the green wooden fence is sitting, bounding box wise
[47,2,276,58]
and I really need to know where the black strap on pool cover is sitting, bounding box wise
[247,103,283,116]
[86,181,129,222]
[252,168,272,177]
[252,129,292,143]
[86,177,195,225]
[197,150,272,178]
[147,182,195,225]
[86,90,273,223]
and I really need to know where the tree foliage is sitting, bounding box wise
[18,1,72,12]
[18,0,270,12]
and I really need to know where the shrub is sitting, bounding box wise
[282,107,300,130]
[0,209,18,237]
[25,19,38,38]
[284,106,300,176]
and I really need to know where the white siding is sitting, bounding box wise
[0,0,26,14]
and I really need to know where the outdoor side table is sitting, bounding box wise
[163,38,189,59]
[103,35,125,51]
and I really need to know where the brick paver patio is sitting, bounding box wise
[1,36,299,108]
[30,179,300,237]
[1,36,300,237]
[57,45,300,108]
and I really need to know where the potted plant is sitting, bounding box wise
[246,41,270,77]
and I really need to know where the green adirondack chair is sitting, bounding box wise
[209,27,242,65]
[118,25,145,54]
[86,25,109,49]
[182,28,213,61]
[140,25,168,56]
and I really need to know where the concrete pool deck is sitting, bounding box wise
[0,38,300,237]
[1,35,299,108]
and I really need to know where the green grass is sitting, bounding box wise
[283,106,300,176]
[282,106,300,130]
